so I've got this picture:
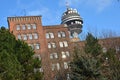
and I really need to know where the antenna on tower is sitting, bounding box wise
[66,0,70,9]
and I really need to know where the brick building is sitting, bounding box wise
[7,7,120,80]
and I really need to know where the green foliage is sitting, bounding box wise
[84,33,102,57]
[105,49,120,80]
[70,33,106,80]
[0,27,43,80]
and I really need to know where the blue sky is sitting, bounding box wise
[0,0,120,37]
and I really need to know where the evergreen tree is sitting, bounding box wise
[84,33,102,57]
[70,33,106,80]
[105,49,120,80]
[0,27,43,80]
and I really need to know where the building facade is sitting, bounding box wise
[7,7,120,80]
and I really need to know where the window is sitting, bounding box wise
[59,41,68,47]
[48,43,52,48]
[50,32,54,38]
[32,24,36,29]
[59,42,64,47]
[48,42,56,48]
[51,64,55,71]
[46,33,49,39]
[34,68,43,73]
[17,34,21,40]
[54,53,58,59]
[50,54,54,59]
[62,51,66,58]
[64,62,68,69]
[66,51,70,57]
[33,54,41,60]
[50,53,58,59]
[23,34,27,40]
[51,42,56,48]
[16,25,20,30]
[22,25,26,30]
[58,31,66,38]
[27,24,31,29]
[29,44,34,50]
[33,33,38,39]
[46,32,54,39]
[35,43,40,49]
[61,51,70,59]
[63,41,68,47]
[56,63,60,70]
[28,34,33,40]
